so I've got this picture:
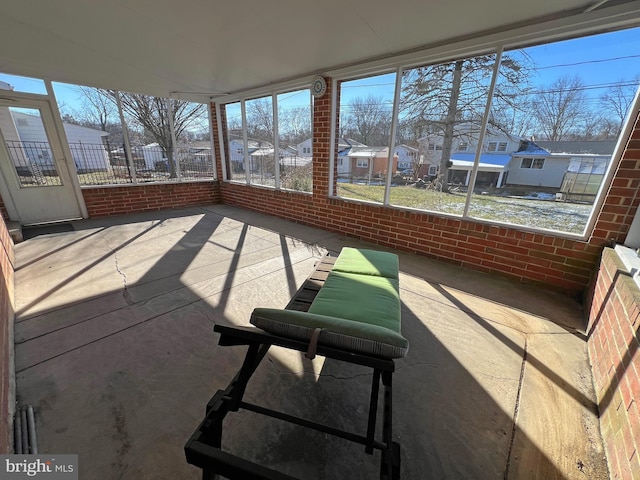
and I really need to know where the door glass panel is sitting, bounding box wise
[0,73,47,95]
[0,107,62,187]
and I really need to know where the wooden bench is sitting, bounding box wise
[184,248,408,479]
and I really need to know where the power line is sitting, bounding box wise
[536,54,640,70]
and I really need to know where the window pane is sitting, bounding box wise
[336,73,396,203]
[52,82,129,185]
[0,107,62,187]
[278,89,312,192]
[467,28,640,234]
[224,102,245,181]
[174,101,213,180]
[245,96,274,187]
[394,53,497,214]
[0,73,47,95]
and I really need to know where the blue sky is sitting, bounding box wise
[339,26,640,111]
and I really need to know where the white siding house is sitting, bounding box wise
[507,153,569,188]
[11,111,110,172]
[297,138,312,158]
[394,144,419,170]
[506,141,615,190]
[418,122,525,182]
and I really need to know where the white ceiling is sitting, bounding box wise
[0,0,638,102]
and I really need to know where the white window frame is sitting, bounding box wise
[356,158,369,168]
[497,142,508,152]
[521,157,545,169]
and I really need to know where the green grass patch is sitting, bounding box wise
[337,183,592,234]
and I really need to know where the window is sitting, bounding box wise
[51,81,212,185]
[330,26,640,236]
[521,158,545,169]
[278,89,312,192]
[336,72,396,201]
[222,88,312,190]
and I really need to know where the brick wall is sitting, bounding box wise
[0,213,14,453]
[587,248,640,479]
[82,181,221,217]
[215,80,640,298]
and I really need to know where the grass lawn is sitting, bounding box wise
[337,183,593,234]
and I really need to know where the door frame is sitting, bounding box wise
[0,87,88,224]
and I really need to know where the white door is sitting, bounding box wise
[0,97,84,225]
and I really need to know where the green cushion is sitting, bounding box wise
[250,308,408,358]
[249,248,408,359]
[308,271,401,334]
[332,247,399,279]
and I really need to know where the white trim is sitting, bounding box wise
[212,76,316,105]
[385,67,403,205]
[241,101,250,184]
[273,92,280,190]
[328,78,338,196]
[166,98,181,181]
[45,79,89,219]
[463,47,503,216]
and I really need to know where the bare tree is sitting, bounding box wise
[599,77,640,136]
[343,95,391,146]
[279,106,312,145]
[401,53,531,190]
[246,97,274,142]
[532,75,589,141]
[109,92,206,177]
[77,87,117,131]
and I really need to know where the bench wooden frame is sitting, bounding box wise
[184,255,401,480]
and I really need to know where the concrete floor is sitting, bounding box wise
[13,204,608,479]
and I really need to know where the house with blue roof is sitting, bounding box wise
[419,122,526,188]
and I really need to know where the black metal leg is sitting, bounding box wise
[228,343,270,411]
[366,369,381,454]
[381,370,394,480]
[186,329,401,480]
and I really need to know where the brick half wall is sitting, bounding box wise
[587,247,640,479]
[82,181,222,217]
[215,80,640,298]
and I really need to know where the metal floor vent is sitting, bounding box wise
[14,405,38,454]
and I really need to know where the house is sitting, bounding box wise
[346,146,398,180]
[418,122,525,184]
[505,140,615,191]
[448,153,511,188]
[336,137,366,178]
[297,138,312,157]
[394,144,419,170]
[227,138,265,173]
[5,109,110,173]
